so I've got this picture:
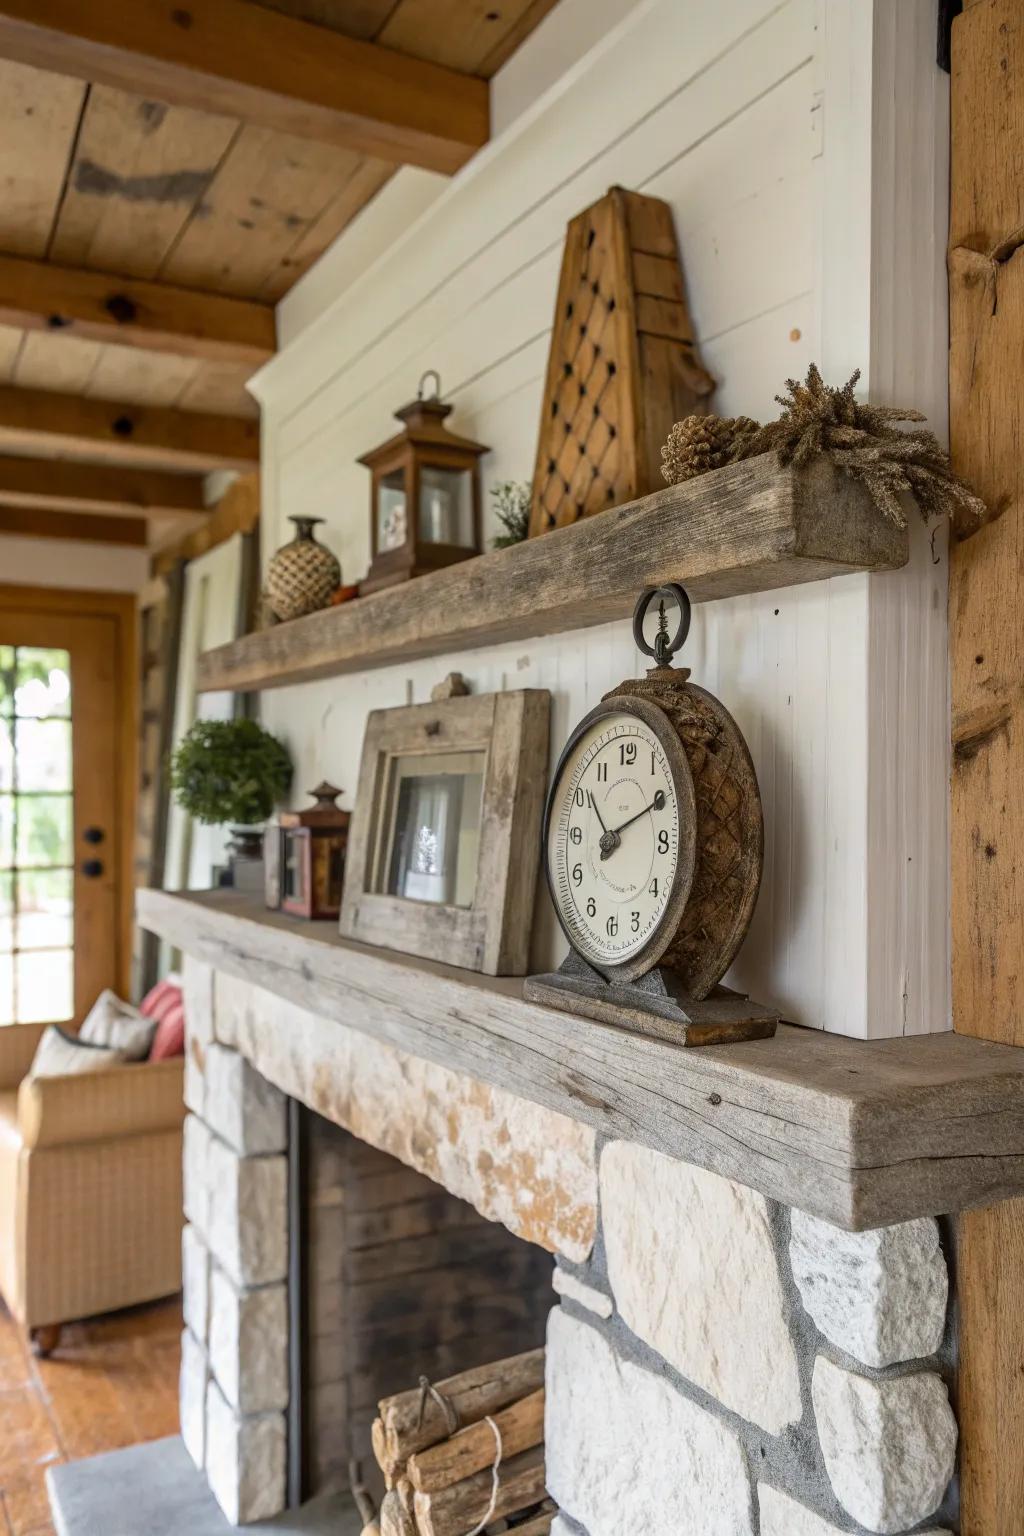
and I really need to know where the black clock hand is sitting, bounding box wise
[586,790,609,834]
[599,790,666,860]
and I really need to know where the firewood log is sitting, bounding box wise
[372,1418,395,1489]
[377,1348,545,1480]
[504,1514,554,1535]
[379,1489,416,1536]
[412,1445,546,1536]
[407,1389,545,1493]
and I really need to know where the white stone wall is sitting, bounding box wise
[546,1139,958,1536]
[180,962,290,1526]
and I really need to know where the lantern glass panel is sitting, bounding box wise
[377,470,408,553]
[419,466,473,547]
[378,749,484,907]
[282,832,306,905]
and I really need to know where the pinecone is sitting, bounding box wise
[661,414,760,485]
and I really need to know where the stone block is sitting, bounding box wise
[183,1114,212,1238]
[184,956,215,1062]
[207,1135,288,1288]
[811,1355,957,1533]
[214,971,257,1050]
[205,1377,287,1526]
[600,1140,801,1434]
[180,1327,208,1472]
[184,1047,205,1117]
[205,1041,288,1156]
[790,1210,947,1367]
[209,1268,289,1414]
[546,1307,753,1536]
[758,1486,847,1535]
[182,1223,210,1344]
[552,1266,613,1319]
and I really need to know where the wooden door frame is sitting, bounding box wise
[0,584,137,1002]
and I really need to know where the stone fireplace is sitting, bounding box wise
[141,891,988,1536]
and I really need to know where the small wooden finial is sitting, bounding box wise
[430,672,470,701]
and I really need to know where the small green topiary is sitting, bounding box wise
[170,717,293,827]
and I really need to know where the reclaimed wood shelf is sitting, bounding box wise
[196,455,907,694]
[139,887,1024,1230]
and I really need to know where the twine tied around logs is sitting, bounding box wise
[463,1416,503,1536]
[416,1376,461,1436]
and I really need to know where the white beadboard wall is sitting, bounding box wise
[251,0,950,1039]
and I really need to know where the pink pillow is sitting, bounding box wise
[149,1001,185,1061]
[140,979,182,1022]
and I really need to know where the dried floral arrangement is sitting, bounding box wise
[489,480,531,549]
[662,364,987,531]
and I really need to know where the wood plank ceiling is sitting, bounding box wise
[0,0,558,549]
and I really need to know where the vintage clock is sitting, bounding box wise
[524,586,778,1046]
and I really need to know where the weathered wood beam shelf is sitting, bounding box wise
[139,888,1024,1230]
[196,456,907,694]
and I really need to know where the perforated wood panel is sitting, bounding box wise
[529,186,714,536]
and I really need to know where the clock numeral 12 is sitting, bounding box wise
[619,741,636,766]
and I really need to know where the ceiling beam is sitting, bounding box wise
[0,0,490,175]
[0,254,275,365]
[0,386,259,472]
[0,505,148,545]
[0,453,210,519]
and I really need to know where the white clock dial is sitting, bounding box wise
[547,710,680,968]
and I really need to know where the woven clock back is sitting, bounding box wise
[529,186,714,537]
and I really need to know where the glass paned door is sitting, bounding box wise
[0,597,127,1029]
[0,647,74,1023]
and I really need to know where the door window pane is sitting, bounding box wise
[0,646,74,1026]
[16,869,72,950]
[15,649,71,717]
[16,950,72,1024]
[17,795,72,868]
[16,719,71,793]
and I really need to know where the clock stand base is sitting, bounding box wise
[523,951,779,1048]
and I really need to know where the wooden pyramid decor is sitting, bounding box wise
[528,185,714,537]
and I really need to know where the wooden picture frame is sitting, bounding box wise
[340,689,550,975]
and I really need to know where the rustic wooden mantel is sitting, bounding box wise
[139,888,1024,1232]
[195,455,907,694]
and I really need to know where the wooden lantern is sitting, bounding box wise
[280,782,350,920]
[359,371,489,595]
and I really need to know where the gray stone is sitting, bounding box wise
[183,1114,212,1238]
[545,1307,753,1536]
[205,1041,288,1156]
[180,1327,208,1472]
[600,1140,801,1434]
[47,1438,361,1536]
[552,1267,613,1319]
[790,1210,947,1366]
[182,1224,210,1345]
[205,1378,287,1526]
[209,1268,289,1414]
[184,956,215,1062]
[811,1355,957,1533]
[206,1135,288,1288]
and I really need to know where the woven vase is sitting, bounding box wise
[265,516,341,622]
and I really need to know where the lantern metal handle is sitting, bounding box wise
[418,369,442,402]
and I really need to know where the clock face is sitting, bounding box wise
[546,708,687,972]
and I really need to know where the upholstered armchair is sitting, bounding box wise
[0,1022,185,1354]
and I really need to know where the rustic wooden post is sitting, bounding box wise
[950,2,1024,1528]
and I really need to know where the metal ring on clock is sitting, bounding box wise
[632,583,692,667]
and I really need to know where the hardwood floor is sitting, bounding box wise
[0,1296,181,1536]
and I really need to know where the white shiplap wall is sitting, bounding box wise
[251,0,950,1039]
